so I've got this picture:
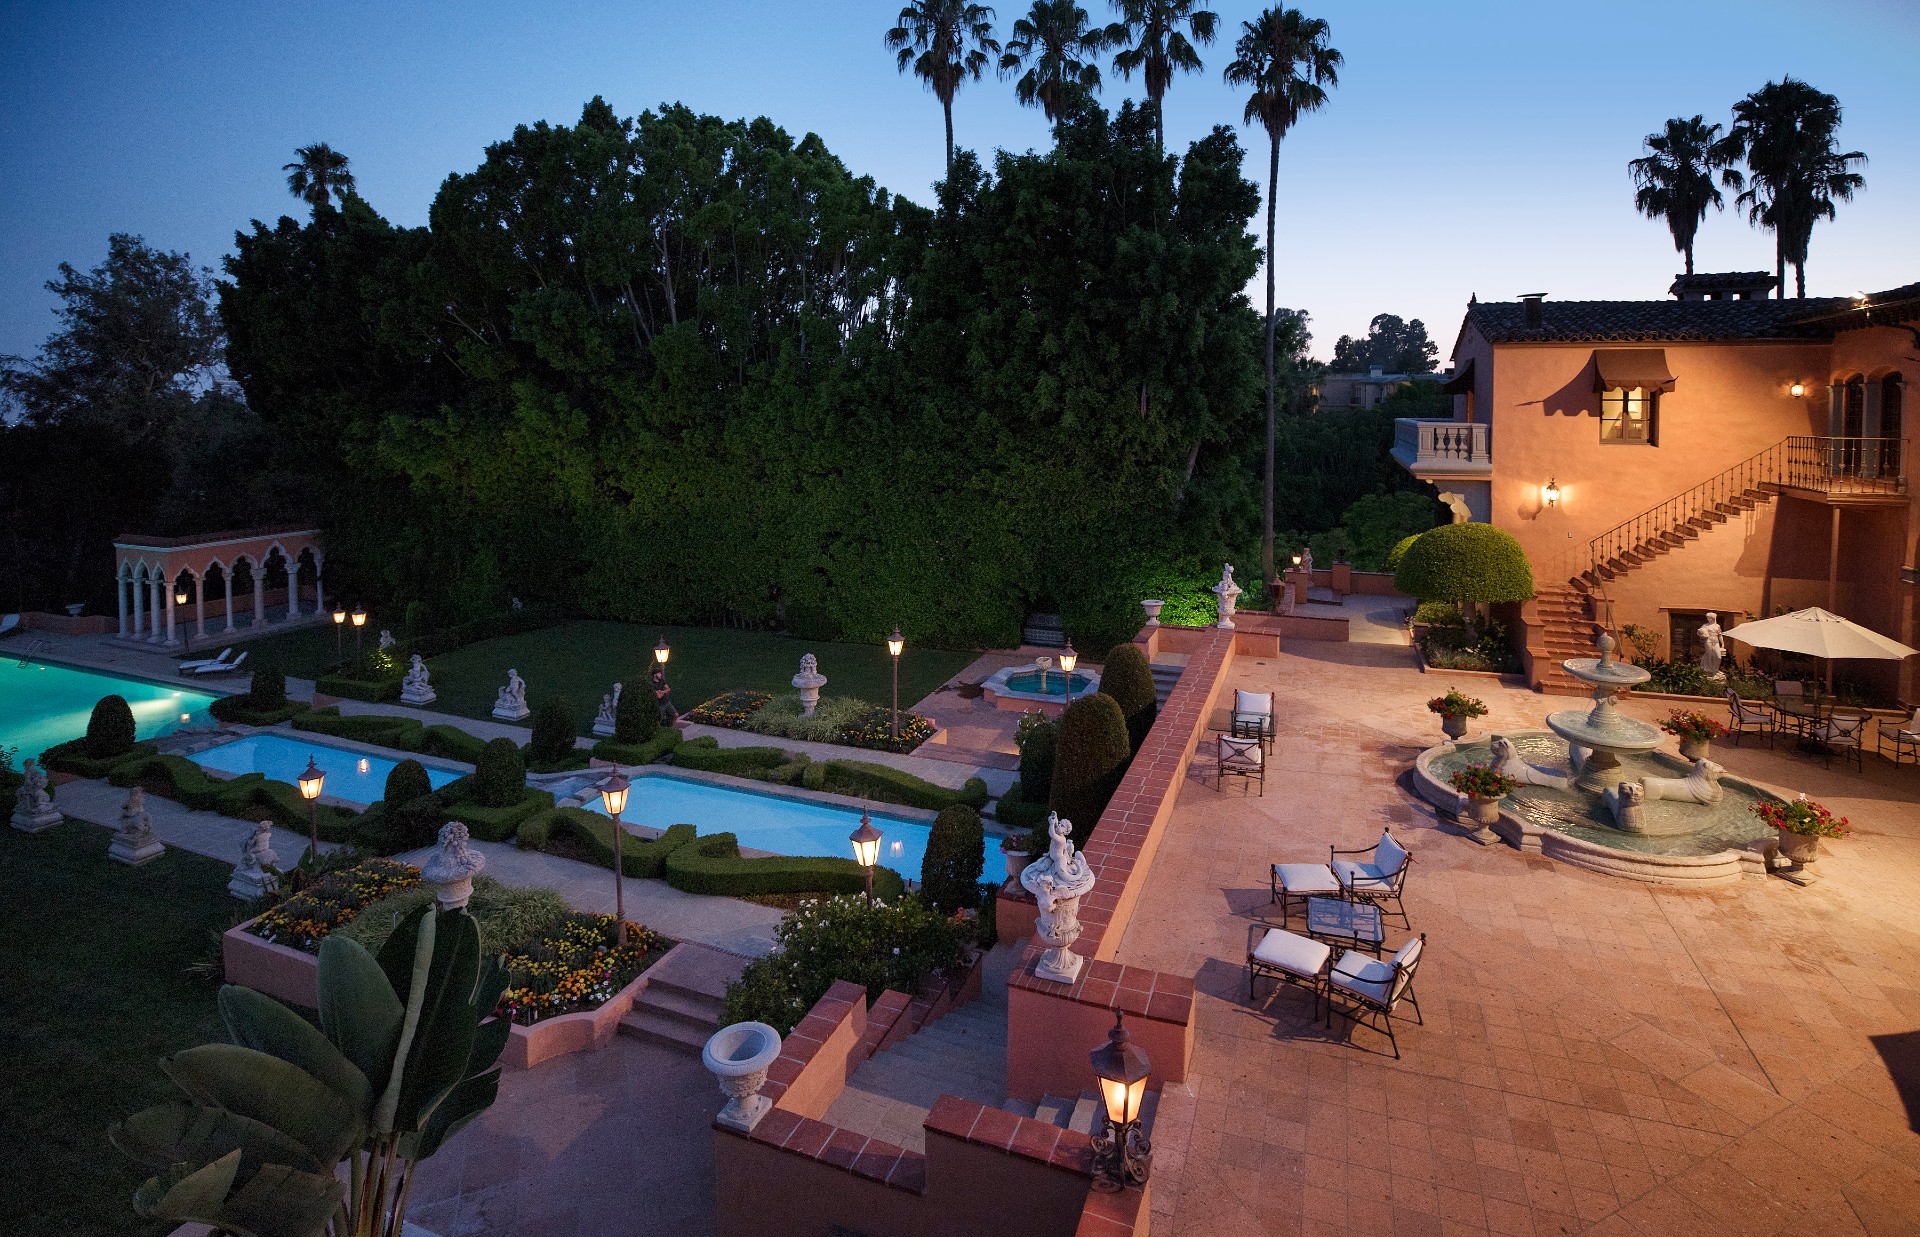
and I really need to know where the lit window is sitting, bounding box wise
[1600,386,1656,444]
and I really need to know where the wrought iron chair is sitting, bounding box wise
[1876,708,1920,766]
[1247,922,1331,1014]
[1815,710,1868,771]
[1325,933,1426,1059]
[1231,690,1276,754]
[1270,862,1340,925]
[1774,680,1805,700]
[1330,829,1412,927]
[1216,734,1265,796]
[1725,690,1776,747]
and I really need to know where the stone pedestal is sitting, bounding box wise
[228,867,277,899]
[1019,812,1098,985]
[110,825,165,865]
[792,653,827,717]
[400,682,437,706]
[422,822,486,911]
[11,758,61,832]
[1211,563,1242,630]
[230,820,279,899]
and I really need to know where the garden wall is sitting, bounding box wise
[20,610,114,636]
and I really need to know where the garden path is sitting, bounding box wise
[50,776,332,866]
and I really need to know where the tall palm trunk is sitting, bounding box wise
[1775,239,1785,299]
[1261,134,1279,589]
[1795,261,1806,298]
[1683,243,1694,275]
[943,97,955,177]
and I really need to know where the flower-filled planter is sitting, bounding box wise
[1753,795,1849,873]
[1661,709,1728,761]
[1448,764,1519,843]
[999,831,1034,883]
[1428,689,1489,740]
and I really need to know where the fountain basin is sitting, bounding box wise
[981,665,1102,715]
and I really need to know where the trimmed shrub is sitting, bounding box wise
[384,759,433,812]
[529,694,578,766]
[108,754,357,841]
[589,728,682,766]
[444,786,552,843]
[421,724,489,764]
[1388,532,1423,570]
[312,672,401,703]
[1016,715,1056,803]
[1098,643,1158,752]
[666,832,907,901]
[39,738,157,778]
[722,894,962,1035]
[85,695,137,759]
[474,737,527,808]
[515,811,553,850]
[209,696,307,726]
[670,738,792,777]
[245,661,287,710]
[993,791,1051,832]
[812,761,989,812]
[402,600,432,636]
[920,805,986,913]
[1049,693,1131,847]
[1394,521,1534,605]
[614,681,659,744]
[537,809,695,878]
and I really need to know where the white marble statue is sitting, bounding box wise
[399,653,437,705]
[1488,734,1572,791]
[592,683,623,737]
[1019,812,1097,983]
[792,653,827,718]
[1698,612,1726,679]
[11,757,60,833]
[491,668,530,720]
[1603,780,1646,832]
[1639,758,1725,805]
[109,786,164,865]
[421,821,487,910]
[229,820,279,899]
[1299,546,1315,580]
[378,628,397,650]
[1211,562,1243,630]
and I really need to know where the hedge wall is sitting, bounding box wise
[664,832,906,900]
[39,738,159,779]
[524,809,696,879]
[106,753,357,842]
[805,760,989,813]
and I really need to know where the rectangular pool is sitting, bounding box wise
[579,771,1008,885]
[0,657,216,760]
[193,734,460,806]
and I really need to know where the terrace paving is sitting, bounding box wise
[1114,641,1920,1235]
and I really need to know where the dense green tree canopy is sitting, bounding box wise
[1329,312,1436,374]
[1394,521,1533,605]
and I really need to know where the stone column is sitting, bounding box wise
[253,565,265,628]
[286,559,302,621]
[148,576,164,644]
[130,577,143,638]
[313,558,325,617]
[116,573,129,637]
[164,579,177,645]
[194,572,207,640]
[224,569,235,633]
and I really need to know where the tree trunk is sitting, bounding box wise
[943,98,955,180]
[1775,236,1785,299]
[1683,243,1694,275]
[1795,261,1806,298]
[1262,135,1280,591]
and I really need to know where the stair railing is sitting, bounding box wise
[1575,438,1791,584]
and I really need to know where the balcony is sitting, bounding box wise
[1769,437,1907,506]
[1392,418,1491,479]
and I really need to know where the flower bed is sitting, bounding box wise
[496,913,668,1025]
[687,690,773,727]
[247,858,422,951]
[692,689,936,754]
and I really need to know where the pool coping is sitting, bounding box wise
[536,763,946,828]
[186,725,475,809]
[8,650,240,699]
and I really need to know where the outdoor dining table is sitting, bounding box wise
[1774,698,1869,755]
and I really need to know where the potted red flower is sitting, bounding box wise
[999,831,1034,883]
[1427,689,1489,740]
[1660,709,1728,761]
[1752,795,1849,872]
[1447,764,1518,843]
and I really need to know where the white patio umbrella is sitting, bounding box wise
[1725,606,1919,692]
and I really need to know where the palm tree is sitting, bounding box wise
[1714,78,1867,297]
[1223,7,1339,590]
[886,1,1001,177]
[1000,0,1106,122]
[1104,0,1218,153]
[282,143,356,210]
[1628,116,1731,276]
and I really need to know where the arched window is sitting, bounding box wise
[1882,375,1905,478]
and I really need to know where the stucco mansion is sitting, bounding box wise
[1395,272,1920,700]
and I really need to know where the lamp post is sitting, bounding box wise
[332,605,347,662]
[1059,640,1078,709]
[296,756,325,861]
[849,811,883,907]
[653,638,673,723]
[350,606,367,660]
[598,774,631,946]
[1089,1012,1153,1192]
[887,626,904,741]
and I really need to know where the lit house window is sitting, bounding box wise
[1600,386,1656,444]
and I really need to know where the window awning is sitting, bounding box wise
[1439,359,1475,395]
[1591,348,1676,393]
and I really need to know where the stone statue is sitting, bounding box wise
[399,653,437,706]
[651,663,677,726]
[1018,812,1097,983]
[1698,612,1726,679]
[378,628,396,650]
[11,757,60,833]
[1639,759,1725,805]
[1300,546,1315,580]
[491,668,530,720]
[592,682,623,737]
[229,820,279,899]
[792,653,827,718]
[109,786,164,865]
[1603,780,1646,832]
[1488,734,1572,791]
[1211,562,1243,631]
[421,821,487,910]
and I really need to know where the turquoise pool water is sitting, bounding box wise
[0,657,217,761]
[1002,670,1094,697]
[193,734,460,806]
[579,771,1008,884]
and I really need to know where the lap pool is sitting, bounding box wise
[575,771,1008,885]
[0,657,217,760]
[192,734,461,806]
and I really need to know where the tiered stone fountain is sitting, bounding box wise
[1544,631,1663,792]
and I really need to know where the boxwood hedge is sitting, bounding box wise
[664,832,906,900]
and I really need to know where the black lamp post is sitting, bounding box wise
[887,626,904,741]
[350,605,367,660]
[598,774,631,946]
[296,756,326,860]
[1059,640,1078,709]
[1089,1012,1153,1192]
[849,811,883,907]
[332,605,347,662]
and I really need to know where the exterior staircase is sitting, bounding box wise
[1149,661,1183,708]
[1525,586,1603,695]
[617,942,740,1052]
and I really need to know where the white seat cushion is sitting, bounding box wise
[1333,860,1393,892]
[1251,929,1331,979]
[1272,863,1339,895]
[1219,737,1262,767]
[1374,832,1409,876]
[1329,952,1394,1002]
[1234,690,1274,718]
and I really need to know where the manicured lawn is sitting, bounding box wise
[1,820,235,1235]
[179,621,346,680]
[422,620,978,731]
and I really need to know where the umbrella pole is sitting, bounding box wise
[1826,657,1834,696]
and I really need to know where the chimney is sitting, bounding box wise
[1369,365,1384,377]
[1520,292,1547,328]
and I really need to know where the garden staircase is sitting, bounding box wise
[617,942,739,1052]
[1149,661,1182,708]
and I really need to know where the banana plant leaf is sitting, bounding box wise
[162,1044,363,1166]
[318,931,404,1093]
[134,1149,343,1237]
[219,985,372,1113]
[401,1066,501,1163]
[110,1100,327,1178]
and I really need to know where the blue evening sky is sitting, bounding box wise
[2,0,1915,366]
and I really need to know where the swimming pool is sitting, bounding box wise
[577,771,1008,884]
[0,657,217,761]
[192,734,460,806]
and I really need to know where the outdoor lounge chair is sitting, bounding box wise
[185,649,247,676]
[1725,690,1775,747]
[1270,862,1340,925]
[1325,933,1425,1059]
[1876,708,1920,766]
[1331,829,1412,927]
[0,613,20,639]
[1231,690,1276,752]
[1216,734,1265,795]
[178,647,235,673]
[1247,922,1331,1013]
[1813,710,1867,771]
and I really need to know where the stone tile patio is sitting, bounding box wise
[1115,641,1920,1235]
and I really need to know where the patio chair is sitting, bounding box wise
[1270,862,1340,925]
[1216,734,1265,796]
[1331,829,1412,927]
[1774,680,1805,701]
[1325,933,1426,1059]
[1876,707,1920,766]
[0,613,20,639]
[1724,690,1775,747]
[1247,922,1332,1014]
[1814,710,1867,771]
[179,647,235,673]
[1231,690,1276,752]
[186,649,247,676]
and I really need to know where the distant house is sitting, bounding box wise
[1317,366,1431,410]
[1393,275,1918,698]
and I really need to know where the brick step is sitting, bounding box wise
[618,1007,711,1052]
[628,984,724,1031]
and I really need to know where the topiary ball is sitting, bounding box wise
[384,758,433,810]
[85,694,138,758]
[1387,532,1423,571]
[920,804,986,913]
[1049,693,1132,849]
[1017,718,1057,804]
[528,695,577,765]
[474,738,527,808]
[1097,643,1158,752]
[1393,521,1534,604]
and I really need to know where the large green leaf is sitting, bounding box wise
[317,932,403,1093]
[374,900,434,995]
[220,1162,346,1237]
[131,1149,242,1225]
[219,985,371,1113]
[111,1101,326,1178]
[372,903,438,1134]
[394,914,482,1131]
[162,1044,362,1166]
[468,1012,511,1078]
[401,1066,501,1163]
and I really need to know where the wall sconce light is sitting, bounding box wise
[1789,381,1806,398]
[1543,478,1561,507]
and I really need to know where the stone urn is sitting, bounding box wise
[1465,795,1502,845]
[1210,563,1242,631]
[1001,840,1033,884]
[1140,599,1164,628]
[1777,831,1820,868]
[703,1021,783,1132]
[1441,713,1468,741]
[1020,812,1097,984]
[1679,738,1712,761]
[792,653,827,717]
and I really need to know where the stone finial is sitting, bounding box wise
[422,821,486,910]
[1211,562,1243,630]
[1019,812,1097,984]
[11,757,61,833]
[792,653,827,717]
[702,1021,783,1132]
[230,820,279,899]
[109,787,164,866]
